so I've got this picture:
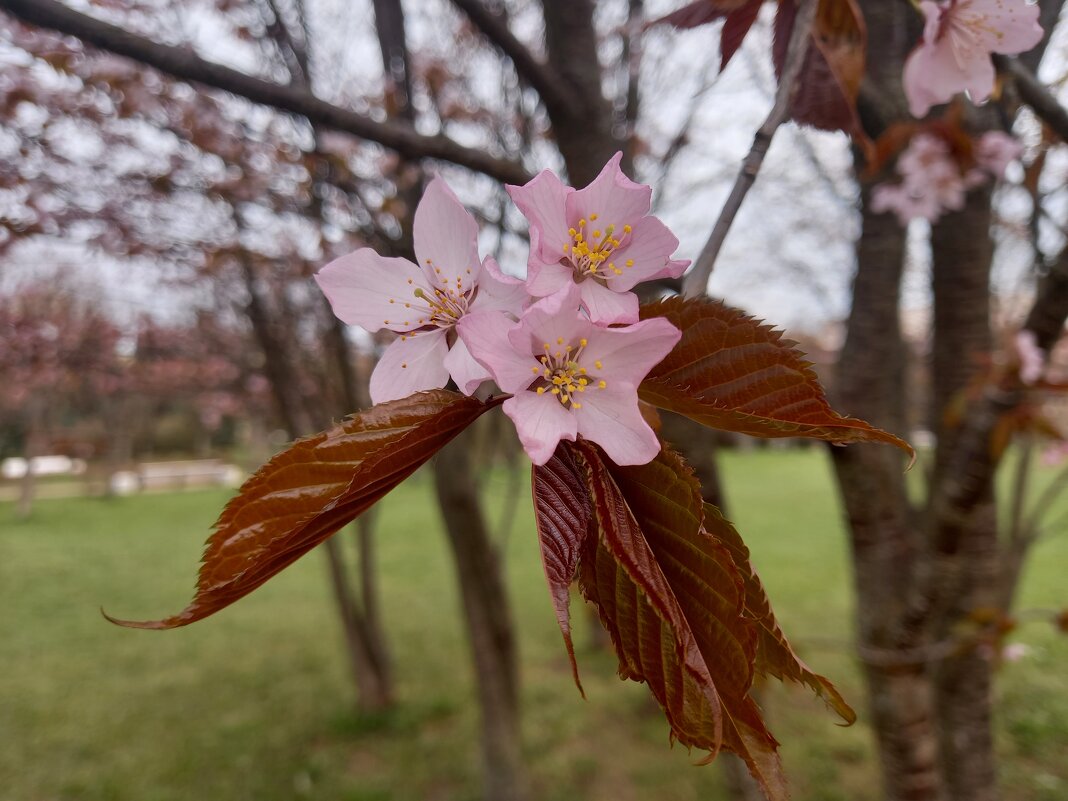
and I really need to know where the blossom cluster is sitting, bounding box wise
[871,130,1021,225]
[316,154,686,467]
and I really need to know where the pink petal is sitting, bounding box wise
[567,152,652,231]
[600,215,683,292]
[509,283,588,356]
[578,280,640,325]
[575,387,660,466]
[919,1,942,44]
[457,310,541,394]
[647,258,690,283]
[503,392,578,466]
[525,257,575,298]
[315,250,431,333]
[975,131,1022,178]
[902,38,977,117]
[369,329,450,404]
[472,256,529,316]
[443,336,492,395]
[413,177,481,291]
[507,169,572,264]
[962,0,1043,54]
[582,317,682,387]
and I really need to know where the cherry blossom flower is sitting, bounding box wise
[903,0,1043,118]
[871,134,967,224]
[316,177,527,404]
[974,130,1023,179]
[506,152,688,325]
[457,284,681,466]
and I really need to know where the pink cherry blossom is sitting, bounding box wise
[316,177,527,404]
[871,134,967,225]
[903,0,1043,118]
[457,284,681,466]
[506,152,688,325]
[974,130,1023,178]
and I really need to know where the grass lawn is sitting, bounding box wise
[2,448,1066,801]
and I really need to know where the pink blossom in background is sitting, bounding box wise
[870,134,967,225]
[316,177,527,404]
[1014,329,1045,385]
[974,130,1023,178]
[457,284,681,466]
[903,0,1043,118]
[507,153,688,325]
[1042,440,1068,467]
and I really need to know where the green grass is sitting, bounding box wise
[2,449,1066,801]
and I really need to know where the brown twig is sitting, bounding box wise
[681,0,818,298]
[448,0,584,118]
[996,54,1068,144]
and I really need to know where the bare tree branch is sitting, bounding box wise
[682,0,818,298]
[996,54,1068,145]
[0,0,532,185]
[448,0,583,118]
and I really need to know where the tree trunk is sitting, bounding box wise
[240,254,393,713]
[928,189,999,801]
[433,429,526,801]
[832,188,943,801]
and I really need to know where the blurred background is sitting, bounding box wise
[2,1,1067,800]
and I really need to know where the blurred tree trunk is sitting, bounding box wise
[927,189,999,801]
[240,254,393,713]
[364,2,529,794]
[433,429,526,801]
[832,188,941,801]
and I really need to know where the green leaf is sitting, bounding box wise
[107,390,496,629]
[531,442,592,695]
[575,441,788,801]
[639,296,912,458]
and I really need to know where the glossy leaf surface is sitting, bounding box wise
[638,296,912,456]
[108,390,496,629]
[575,441,788,801]
[531,442,592,694]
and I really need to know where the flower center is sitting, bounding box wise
[414,285,470,327]
[562,213,634,279]
[529,337,608,410]
[382,266,476,334]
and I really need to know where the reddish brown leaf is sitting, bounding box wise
[720,0,764,70]
[651,0,753,29]
[107,390,497,629]
[607,445,758,700]
[575,441,788,800]
[531,442,592,695]
[773,0,867,138]
[706,502,856,724]
[638,296,913,458]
